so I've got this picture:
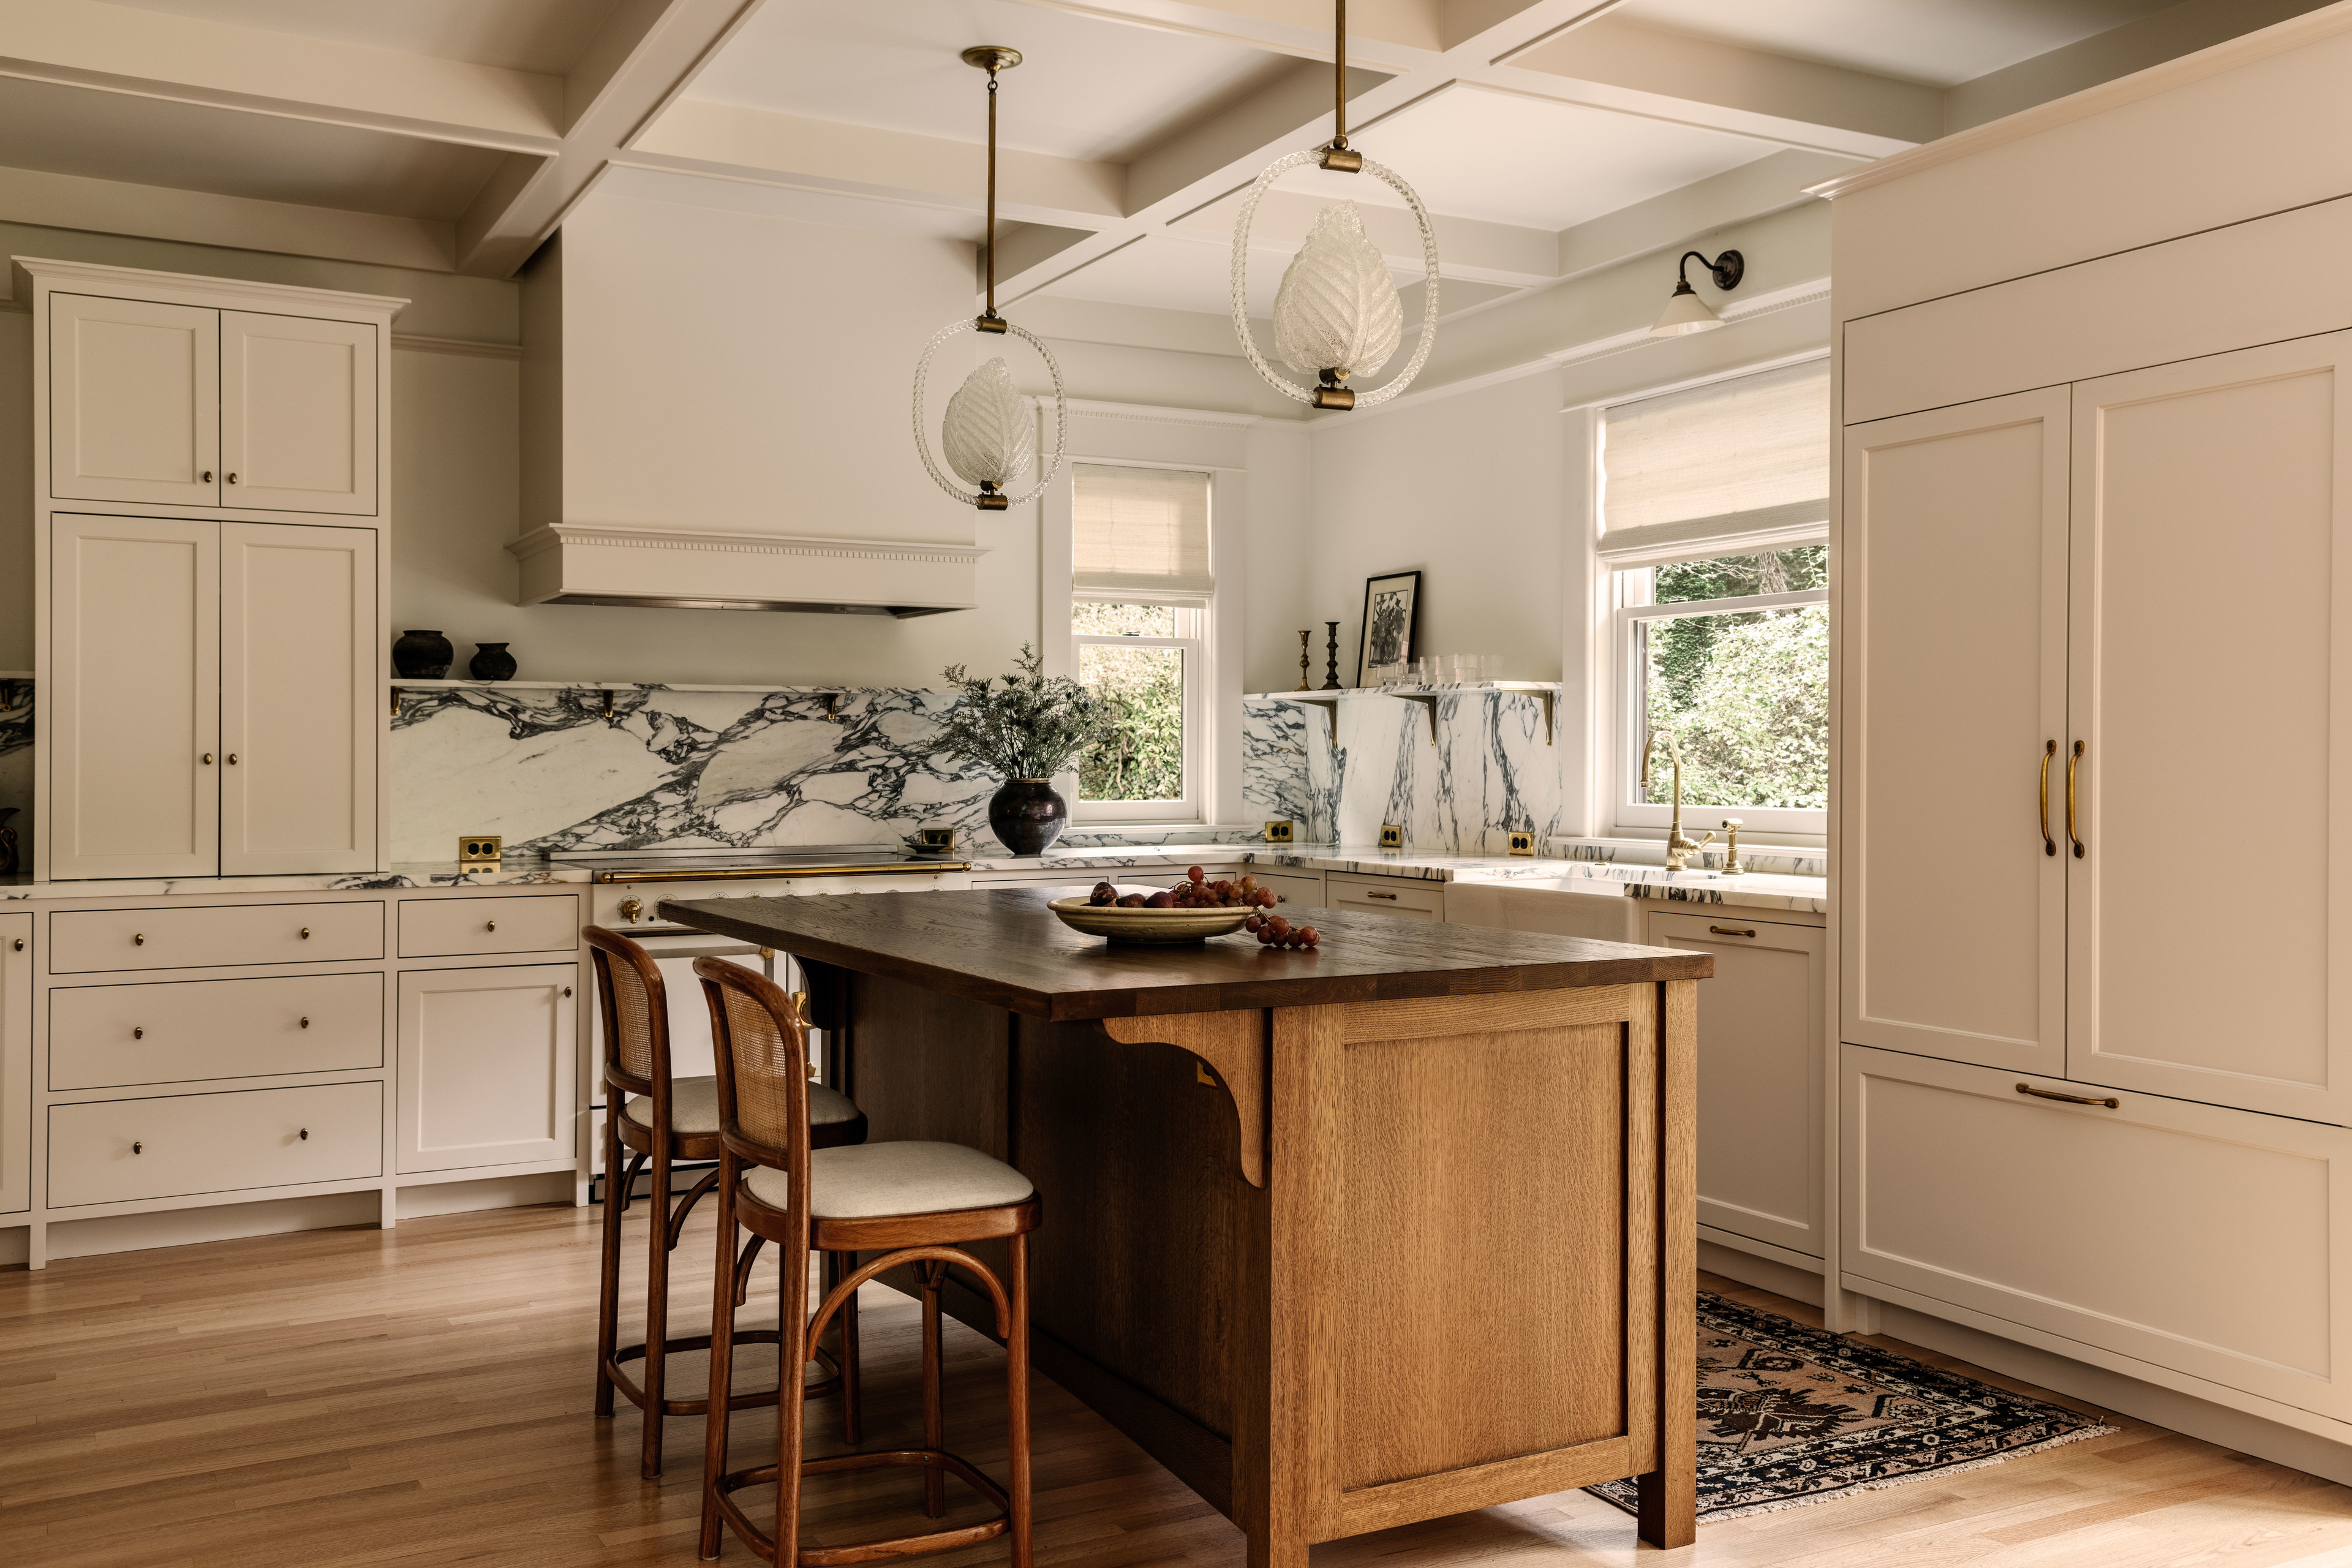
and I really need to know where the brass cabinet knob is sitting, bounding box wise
[201,753,213,765]
[226,472,239,484]
[486,919,496,932]
[299,1016,310,1028]
[200,469,214,481]
[132,1140,143,1155]
[226,753,239,764]
[300,927,311,939]
[299,1128,309,1140]
[133,1026,144,1039]
[132,933,144,945]
[562,986,573,998]
[10,938,20,952]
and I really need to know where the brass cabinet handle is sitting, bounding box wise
[2065,740,2085,858]
[133,1026,144,1039]
[1366,891,1398,901]
[2038,740,2057,856]
[1709,925,1755,938]
[299,1016,310,1028]
[2016,1081,2118,1109]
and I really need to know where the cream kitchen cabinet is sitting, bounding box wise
[1,914,29,1216]
[43,288,380,516]
[1842,1045,2352,1422]
[1649,910,1824,1262]
[1250,869,1325,909]
[396,965,579,1174]
[1325,872,1443,921]
[48,514,377,879]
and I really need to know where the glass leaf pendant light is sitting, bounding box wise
[1232,0,1438,411]
[913,45,1067,510]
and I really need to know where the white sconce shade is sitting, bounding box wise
[941,358,1034,489]
[1272,203,1402,382]
[1651,282,1725,336]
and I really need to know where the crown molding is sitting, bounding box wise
[9,254,407,317]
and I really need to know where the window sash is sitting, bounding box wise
[1072,600,1203,821]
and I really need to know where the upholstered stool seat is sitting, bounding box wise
[696,957,1041,1568]
[589,927,870,1482]
[626,1077,861,1139]
[745,1142,1035,1219]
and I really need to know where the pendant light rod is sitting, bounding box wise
[961,45,1022,331]
[1322,1,1361,172]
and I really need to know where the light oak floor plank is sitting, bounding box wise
[5,1205,2352,1566]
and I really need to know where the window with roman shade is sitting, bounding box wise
[1072,462,1214,598]
[1597,358,1830,567]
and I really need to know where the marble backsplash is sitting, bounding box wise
[1241,688,1563,855]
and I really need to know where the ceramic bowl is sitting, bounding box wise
[1049,892,1251,944]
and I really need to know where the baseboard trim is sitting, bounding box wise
[1698,1237,1825,1305]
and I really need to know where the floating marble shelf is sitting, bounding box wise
[1245,682,1562,745]
[385,678,854,719]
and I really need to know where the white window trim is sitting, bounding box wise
[1608,552,1828,841]
[1042,450,1242,827]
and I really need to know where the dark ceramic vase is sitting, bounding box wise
[988,778,1068,856]
[393,630,454,679]
[468,642,518,681]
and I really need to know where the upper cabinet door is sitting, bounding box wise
[1840,389,2070,1076]
[2068,331,2352,1123]
[50,295,219,508]
[48,515,221,880]
[219,312,378,515]
[219,522,379,876]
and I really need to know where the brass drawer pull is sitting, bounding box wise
[1365,891,1399,901]
[132,1140,142,1155]
[486,920,497,932]
[300,1016,311,1028]
[132,933,144,945]
[132,1026,144,1039]
[1709,925,1755,938]
[299,1128,309,1140]
[300,927,311,939]
[2038,739,2057,856]
[2016,1081,2119,1109]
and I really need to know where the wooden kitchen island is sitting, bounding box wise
[659,889,1711,1560]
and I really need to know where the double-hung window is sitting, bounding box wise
[1070,463,1211,824]
[1599,358,1830,839]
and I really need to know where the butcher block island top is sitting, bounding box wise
[656,888,1712,1020]
[657,888,1710,1561]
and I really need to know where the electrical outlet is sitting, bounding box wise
[1507,829,1536,856]
[1262,820,1294,843]
[1379,824,1404,850]
[458,835,503,867]
[916,826,958,851]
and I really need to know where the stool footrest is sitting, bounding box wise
[716,1449,1011,1566]
[603,1330,846,1415]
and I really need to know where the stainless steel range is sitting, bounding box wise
[552,845,971,883]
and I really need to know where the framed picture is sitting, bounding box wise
[1357,569,1421,684]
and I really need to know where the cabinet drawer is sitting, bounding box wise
[1327,874,1444,921]
[49,901,383,974]
[398,895,578,958]
[1250,871,1325,909]
[48,1081,381,1207]
[1842,1045,2352,1419]
[51,972,382,1090]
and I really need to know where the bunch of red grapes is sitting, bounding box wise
[1085,867,1322,949]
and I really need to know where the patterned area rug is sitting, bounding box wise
[1587,1292,2117,1522]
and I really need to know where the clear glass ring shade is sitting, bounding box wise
[911,318,1068,507]
[1231,148,1439,408]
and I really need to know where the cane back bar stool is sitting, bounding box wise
[695,957,1042,1568]
[587,926,870,1480]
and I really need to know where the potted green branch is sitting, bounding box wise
[939,644,1123,855]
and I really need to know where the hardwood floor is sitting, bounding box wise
[6,1202,2352,1567]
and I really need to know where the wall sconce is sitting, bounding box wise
[1651,249,1743,337]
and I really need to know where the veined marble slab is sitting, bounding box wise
[1551,836,1828,878]
[1455,862,1829,914]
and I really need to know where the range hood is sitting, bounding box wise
[505,524,988,617]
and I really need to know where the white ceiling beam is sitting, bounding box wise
[626,99,1127,227]
[0,163,454,273]
[1554,146,1862,279]
[1172,187,1561,284]
[0,0,562,151]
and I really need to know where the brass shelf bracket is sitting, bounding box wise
[388,687,401,717]
[821,692,843,723]
[1536,688,1555,746]
[1292,696,1338,743]
[1393,692,1441,745]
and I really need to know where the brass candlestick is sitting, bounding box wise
[1297,630,1312,690]
[1322,622,1342,690]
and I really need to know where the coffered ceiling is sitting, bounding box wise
[0,0,2316,323]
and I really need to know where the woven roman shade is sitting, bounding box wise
[1072,464,1213,596]
[1597,359,1830,568]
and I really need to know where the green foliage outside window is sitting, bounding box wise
[1643,546,1828,810]
[1074,601,1186,802]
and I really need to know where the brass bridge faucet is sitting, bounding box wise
[1641,729,1714,872]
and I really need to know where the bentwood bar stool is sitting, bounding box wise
[587,927,869,1479]
[695,957,1042,1568]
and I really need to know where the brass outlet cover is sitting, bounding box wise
[1507,829,1536,856]
[1262,820,1294,843]
[1379,824,1404,849]
[458,835,503,866]
[917,826,958,851]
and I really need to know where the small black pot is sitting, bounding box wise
[988,778,1068,856]
[393,630,453,679]
[469,642,518,682]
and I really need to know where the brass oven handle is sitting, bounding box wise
[1365,891,1398,901]
[2038,740,2057,856]
[2017,1081,2118,1109]
[2065,740,2085,858]
[1709,925,1755,938]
